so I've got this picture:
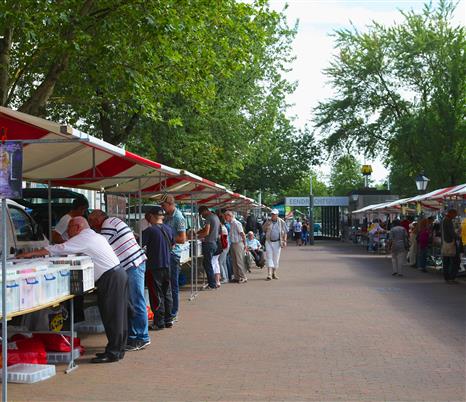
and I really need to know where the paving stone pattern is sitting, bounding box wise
[10,242,466,401]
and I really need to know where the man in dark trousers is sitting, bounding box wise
[143,206,175,330]
[196,206,221,289]
[441,208,460,284]
[18,217,128,363]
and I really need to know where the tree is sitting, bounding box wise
[1,0,319,197]
[329,155,365,195]
[314,1,466,195]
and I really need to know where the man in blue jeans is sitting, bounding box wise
[88,210,149,351]
[160,194,187,323]
[196,205,220,289]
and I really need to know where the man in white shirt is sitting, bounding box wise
[88,210,149,351]
[262,209,287,280]
[17,217,128,364]
[52,197,89,244]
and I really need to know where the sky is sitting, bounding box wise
[269,0,466,183]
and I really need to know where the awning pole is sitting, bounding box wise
[92,148,96,178]
[190,194,194,300]
[138,179,142,246]
[48,181,52,243]
[2,198,9,401]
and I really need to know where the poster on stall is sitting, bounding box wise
[0,142,22,198]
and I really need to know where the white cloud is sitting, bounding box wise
[270,0,466,183]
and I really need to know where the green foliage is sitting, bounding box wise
[314,0,466,194]
[329,155,365,195]
[0,0,321,199]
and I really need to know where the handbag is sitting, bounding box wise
[213,238,223,256]
[441,240,456,257]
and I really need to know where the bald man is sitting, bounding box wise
[17,217,129,364]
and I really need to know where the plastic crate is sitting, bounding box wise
[70,265,94,294]
[48,257,94,295]
[0,271,20,314]
[19,273,41,311]
[83,306,101,323]
[189,240,203,257]
[56,267,71,297]
[46,348,81,364]
[1,363,55,383]
[75,322,105,333]
[40,270,58,303]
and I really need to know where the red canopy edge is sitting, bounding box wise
[0,107,262,211]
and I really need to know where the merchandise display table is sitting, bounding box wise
[1,292,93,375]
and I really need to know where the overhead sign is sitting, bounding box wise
[285,196,349,207]
[285,197,310,206]
[314,197,349,207]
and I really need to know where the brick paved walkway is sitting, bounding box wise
[10,242,466,401]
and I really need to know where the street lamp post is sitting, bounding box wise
[309,174,314,245]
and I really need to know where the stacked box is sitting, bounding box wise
[0,270,21,314]
[40,270,58,304]
[189,240,203,257]
[46,348,81,364]
[48,256,94,295]
[75,306,104,333]
[1,363,56,383]
[19,273,41,311]
[179,242,191,264]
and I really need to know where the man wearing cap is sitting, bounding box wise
[196,206,221,289]
[262,209,287,280]
[160,194,187,322]
[142,206,175,329]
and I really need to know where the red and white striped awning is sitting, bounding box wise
[444,184,466,198]
[0,107,257,210]
[402,184,466,209]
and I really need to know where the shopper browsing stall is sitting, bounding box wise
[88,210,149,351]
[52,197,89,244]
[195,206,221,289]
[224,210,248,283]
[441,209,460,284]
[17,216,129,364]
[388,219,409,277]
[142,206,175,330]
[160,194,187,323]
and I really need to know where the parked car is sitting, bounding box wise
[0,199,49,256]
[13,188,88,238]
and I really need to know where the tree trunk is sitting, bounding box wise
[99,100,140,145]
[99,101,115,142]
[0,27,13,106]
[18,54,70,116]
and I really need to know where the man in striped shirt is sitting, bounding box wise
[88,210,149,351]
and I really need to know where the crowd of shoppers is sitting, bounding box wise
[16,196,292,364]
[364,209,465,284]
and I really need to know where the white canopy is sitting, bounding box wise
[0,107,257,210]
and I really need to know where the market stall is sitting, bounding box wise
[0,106,262,398]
